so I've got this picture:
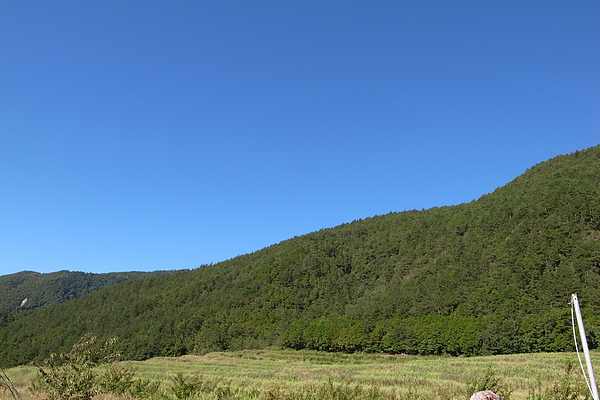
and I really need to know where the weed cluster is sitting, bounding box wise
[263,378,400,400]
[525,358,591,400]
[167,373,226,400]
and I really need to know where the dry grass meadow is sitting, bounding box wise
[3,349,598,399]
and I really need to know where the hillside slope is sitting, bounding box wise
[0,270,175,313]
[1,145,599,367]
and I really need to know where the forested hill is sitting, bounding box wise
[0,270,174,314]
[1,146,599,367]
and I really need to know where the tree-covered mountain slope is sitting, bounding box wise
[0,270,174,319]
[1,145,599,367]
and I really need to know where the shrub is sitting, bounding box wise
[34,333,119,400]
[168,372,205,400]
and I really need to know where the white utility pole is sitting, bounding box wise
[572,293,599,400]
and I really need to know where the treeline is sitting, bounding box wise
[0,145,599,367]
[281,316,484,355]
[280,310,599,356]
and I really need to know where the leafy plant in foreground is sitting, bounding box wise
[34,333,118,400]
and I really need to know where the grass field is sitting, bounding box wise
[3,349,598,399]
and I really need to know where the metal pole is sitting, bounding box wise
[572,293,599,400]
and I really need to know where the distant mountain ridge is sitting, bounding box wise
[1,145,599,367]
[0,270,174,313]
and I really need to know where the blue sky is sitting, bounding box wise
[1,1,598,275]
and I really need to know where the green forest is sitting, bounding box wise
[1,145,599,368]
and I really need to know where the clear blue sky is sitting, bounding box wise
[1,1,598,275]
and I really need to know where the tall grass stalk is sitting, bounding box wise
[1,368,22,400]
